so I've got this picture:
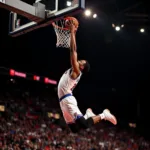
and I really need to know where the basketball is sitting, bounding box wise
[65,17,79,29]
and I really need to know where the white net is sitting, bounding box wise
[52,20,71,48]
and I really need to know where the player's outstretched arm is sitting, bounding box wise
[69,24,80,79]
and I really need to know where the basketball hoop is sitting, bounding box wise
[52,17,79,48]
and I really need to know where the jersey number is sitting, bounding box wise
[71,84,77,91]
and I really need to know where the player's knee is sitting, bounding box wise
[76,117,94,129]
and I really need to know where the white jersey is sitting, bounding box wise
[58,68,83,124]
[58,68,82,98]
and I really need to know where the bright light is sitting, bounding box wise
[121,24,124,28]
[115,26,120,31]
[140,28,145,33]
[112,24,124,29]
[93,14,97,18]
[66,1,72,7]
[84,9,92,16]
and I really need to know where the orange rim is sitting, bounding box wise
[64,17,79,24]
[52,17,79,31]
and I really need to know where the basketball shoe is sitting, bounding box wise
[103,109,117,125]
[84,108,96,119]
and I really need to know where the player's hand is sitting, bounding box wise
[68,20,77,33]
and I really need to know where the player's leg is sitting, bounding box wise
[75,109,117,132]
[68,110,117,133]
[62,96,117,132]
[74,111,100,131]
[63,97,94,133]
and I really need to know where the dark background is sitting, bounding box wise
[0,0,150,137]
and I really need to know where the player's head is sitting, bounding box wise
[78,60,90,73]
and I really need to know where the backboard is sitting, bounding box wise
[0,0,85,37]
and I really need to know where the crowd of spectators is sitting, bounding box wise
[0,77,150,150]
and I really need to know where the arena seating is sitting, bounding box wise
[0,76,150,150]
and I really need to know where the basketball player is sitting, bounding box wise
[58,21,117,133]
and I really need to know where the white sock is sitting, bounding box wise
[99,113,105,120]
